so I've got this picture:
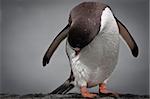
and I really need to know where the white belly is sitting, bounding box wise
[66,7,120,87]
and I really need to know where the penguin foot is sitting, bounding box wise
[99,83,119,97]
[80,86,97,98]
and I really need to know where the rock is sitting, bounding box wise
[0,93,149,99]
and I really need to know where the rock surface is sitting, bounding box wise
[0,93,149,99]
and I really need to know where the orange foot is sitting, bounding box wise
[80,86,97,98]
[99,83,119,97]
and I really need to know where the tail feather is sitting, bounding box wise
[61,84,74,94]
[50,71,75,94]
[50,80,74,94]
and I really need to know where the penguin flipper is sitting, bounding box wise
[43,24,70,66]
[115,18,139,57]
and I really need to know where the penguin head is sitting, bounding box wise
[68,21,95,50]
[68,29,89,49]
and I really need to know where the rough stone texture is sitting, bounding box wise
[0,93,149,99]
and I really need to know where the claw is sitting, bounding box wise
[99,83,119,97]
[80,86,97,98]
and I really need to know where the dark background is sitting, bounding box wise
[1,0,149,95]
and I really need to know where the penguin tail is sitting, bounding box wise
[50,71,75,94]
[50,79,74,94]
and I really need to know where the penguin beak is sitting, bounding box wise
[74,47,80,55]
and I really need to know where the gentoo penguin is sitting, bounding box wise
[43,2,138,98]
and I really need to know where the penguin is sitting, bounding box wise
[43,2,138,98]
